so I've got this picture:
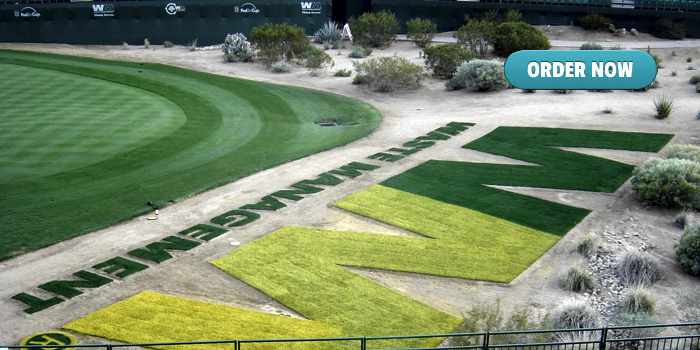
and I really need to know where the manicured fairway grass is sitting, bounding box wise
[0,50,382,261]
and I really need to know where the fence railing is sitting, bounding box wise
[3,322,699,350]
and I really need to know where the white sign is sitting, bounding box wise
[300,2,321,14]
[165,2,185,15]
[92,4,114,17]
[235,3,260,13]
[15,7,41,18]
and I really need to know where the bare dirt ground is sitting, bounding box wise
[1,26,699,345]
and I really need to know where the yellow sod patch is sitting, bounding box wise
[333,185,561,282]
[64,291,343,350]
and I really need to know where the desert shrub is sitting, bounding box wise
[453,299,550,346]
[448,59,509,91]
[631,157,700,209]
[610,44,622,50]
[613,313,664,338]
[143,38,150,49]
[163,41,174,48]
[674,210,693,229]
[454,19,495,56]
[577,235,596,257]
[122,42,129,50]
[564,266,595,293]
[349,10,400,48]
[335,69,352,77]
[676,288,700,330]
[406,18,437,48]
[222,33,254,62]
[271,60,291,73]
[580,42,604,50]
[653,18,687,39]
[690,75,700,84]
[653,95,676,119]
[349,47,368,58]
[666,144,700,163]
[298,46,333,75]
[551,300,600,337]
[249,23,309,66]
[352,74,368,85]
[422,43,478,79]
[677,222,700,276]
[352,56,426,92]
[492,22,551,57]
[617,250,661,286]
[314,21,342,44]
[621,288,656,314]
[577,13,612,31]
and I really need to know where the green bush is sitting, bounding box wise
[313,21,342,44]
[221,33,254,62]
[677,222,700,276]
[406,18,437,48]
[163,41,174,48]
[349,10,400,48]
[298,46,333,75]
[447,59,509,91]
[271,60,291,73]
[348,47,368,58]
[492,22,551,57]
[617,250,661,286]
[249,23,309,66]
[335,69,352,77]
[653,18,687,39]
[577,13,612,31]
[632,157,700,209]
[352,56,426,92]
[422,43,478,79]
[454,19,495,56]
[580,42,604,50]
[352,74,368,85]
[564,266,595,293]
[666,144,700,163]
[653,95,676,119]
[621,288,656,314]
[690,75,700,84]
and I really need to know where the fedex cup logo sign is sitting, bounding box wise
[300,2,321,14]
[234,3,260,13]
[14,7,41,18]
[92,4,114,17]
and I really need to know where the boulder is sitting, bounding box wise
[608,23,616,32]
[630,28,639,36]
[614,28,627,37]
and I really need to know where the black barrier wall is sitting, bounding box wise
[1,0,331,45]
[371,0,700,38]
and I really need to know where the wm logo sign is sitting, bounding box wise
[300,1,321,13]
[92,4,114,16]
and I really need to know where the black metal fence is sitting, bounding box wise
[3,322,699,350]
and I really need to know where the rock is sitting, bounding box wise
[614,28,628,37]
[630,28,639,36]
[608,23,616,32]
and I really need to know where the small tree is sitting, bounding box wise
[492,22,551,57]
[349,10,400,48]
[653,18,687,39]
[406,18,437,48]
[454,19,495,56]
[249,23,310,66]
[353,56,426,92]
[447,59,509,91]
[222,33,254,62]
[577,13,612,31]
[298,46,333,76]
[423,43,478,79]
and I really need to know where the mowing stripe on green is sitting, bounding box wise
[0,50,382,261]
[380,127,673,236]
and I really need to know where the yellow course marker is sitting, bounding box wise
[20,331,76,350]
[147,216,158,220]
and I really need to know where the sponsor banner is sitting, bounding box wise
[300,1,321,14]
[92,4,114,17]
[165,3,185,15]
[234,3,260,13]
[14,7,41,18]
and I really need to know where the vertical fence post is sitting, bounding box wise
[361,337,366,350]
[599,327,608,350]
[107,343,112,350]
[235,339,239,350]
[483,332,490,350]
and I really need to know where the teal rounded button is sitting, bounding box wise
[504,50,657,90]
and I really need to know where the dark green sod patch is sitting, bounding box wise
[0,50,382,261]
[380,127,672,236]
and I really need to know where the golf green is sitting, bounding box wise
[0,50,382,261]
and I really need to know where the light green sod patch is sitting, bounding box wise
[0,50,381,262]
[63,291,344,350]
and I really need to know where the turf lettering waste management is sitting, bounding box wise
[62,127,672,349]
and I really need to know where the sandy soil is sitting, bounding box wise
[1,26,700,345]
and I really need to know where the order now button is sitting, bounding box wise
[504,50,657,90]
